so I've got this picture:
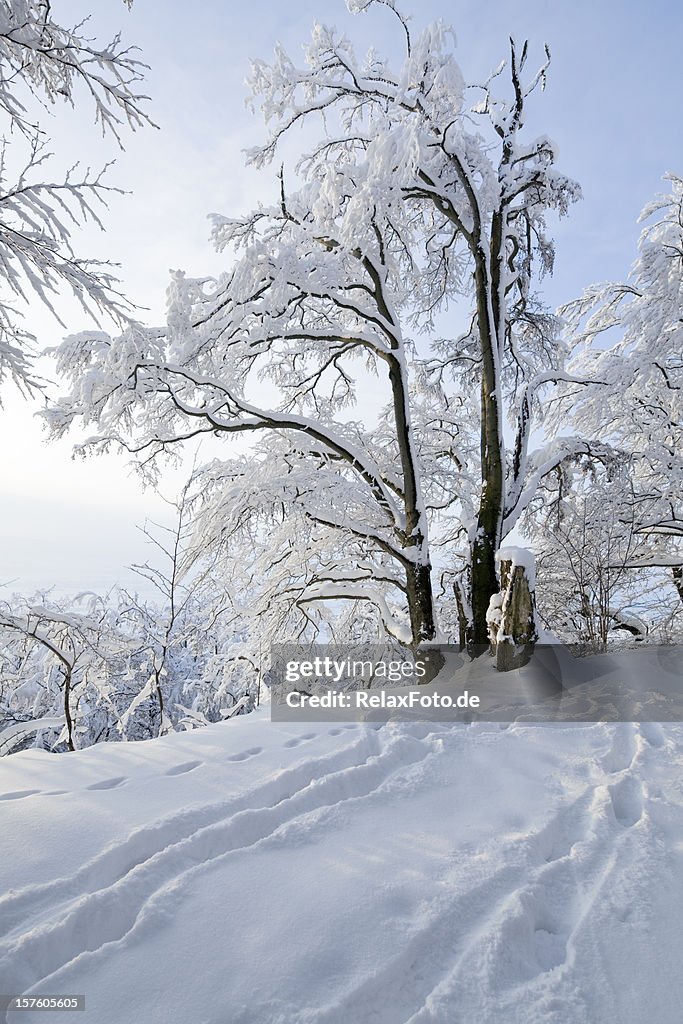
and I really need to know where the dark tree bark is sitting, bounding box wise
[673,566,683,606]
[406,561,437,647]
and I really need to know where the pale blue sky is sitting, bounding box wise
[1,0,681,595]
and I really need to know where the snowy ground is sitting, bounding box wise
[1,709,683,1023]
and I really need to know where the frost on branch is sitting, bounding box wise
[0,1,152,397]
[0,1,150,142]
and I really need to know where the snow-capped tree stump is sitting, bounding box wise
[487,549,538,672]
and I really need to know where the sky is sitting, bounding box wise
[0,0,681,596]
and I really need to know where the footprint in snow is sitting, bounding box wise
[639,722,665,748]
[86,776,127,791]
[283,733,317,748]
[601,723,637,774]
[608,774,643,828]
[165,760,202,776]
[227,746,263,762]
[0,789,40,801]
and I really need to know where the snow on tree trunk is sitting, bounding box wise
[487,548,538,672]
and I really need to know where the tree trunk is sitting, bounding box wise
[406,560,444,682]
[63,665,75,752]
[471,530,499,647]
[386,343,439,655]
[673,565,683,606]
[469,243,505,648]
[453,581,468,650]
[406,561,437,645]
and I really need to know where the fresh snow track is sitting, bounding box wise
[1,727,423,983]
[304,723,664,1024]
[1,713,682,1023]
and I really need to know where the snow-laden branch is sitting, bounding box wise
[136,361,405,530]
[0,2,153,395]
[299,580,412,645]
[503,437,617,536]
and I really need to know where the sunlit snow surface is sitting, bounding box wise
[1,709,683,1023]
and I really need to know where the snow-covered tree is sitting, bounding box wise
[0,0,151,398]
[115,477,253,735]
[47,177,465,656]
[0,592,130,751]
[556,174,683,597]
[526,461,658,647]
[239,4,587,645]
[46,1,601,650]
[0,581,257,755]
